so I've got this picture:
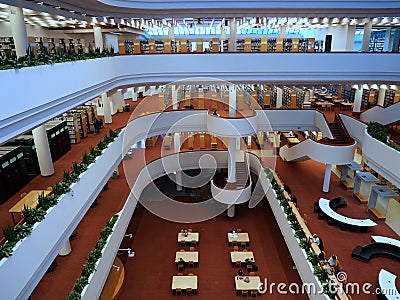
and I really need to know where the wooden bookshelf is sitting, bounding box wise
[211,38,220,52]
[163,39,172,53]
[145,136,158,148]
[133,39,141,54]
[244,38,252,52]
[195,38,203,52]
[307,38,315,52]
[291,38,299,52]
[237,90,244,110]
[276,38,284,52]
[260,38,268,52]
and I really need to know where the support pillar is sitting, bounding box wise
[361,22,372,52]
[102,92,112,124]
[345,25,356,51]
[172,85,178,110]
[280,26,286,38]
[132,87,137,102]
[353,85,363,116]
[32,125,54,177]
[229,84,236,116]
[58,240,72,256]
[323,164,332,192]
[383,28,391,52]
[8,6,28,57]
[93,25,104,50]
[273,132,280,155]
[276,87,283,108]
[174,132,182,191]
[229,18,237,52]
[227,205,235,217]
[227,137,236,183]
[377,86,387,106]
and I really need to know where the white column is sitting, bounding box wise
[377,86,387,106]
[322,164,332,192]
[227,205,235,217]
[229,84,236,116]
[383,28,391,52]
[102,92,112,124]
[8,6,28,57]
[227,137,236,183]
[93,25,104,50]
[132,87,137,102]
[276,87,283,108]
[280,26,286,38]
[58,240,72,256]
[172,85,178,110]
[361,22,372,52]
[32,125,54,177]
[174,132,182,191]
[353,85,363,112]
[229,18,237,52]
[345,25,356,51]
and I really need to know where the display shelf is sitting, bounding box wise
[383,89,400,107]
[0,37,16,56]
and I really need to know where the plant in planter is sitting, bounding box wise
[72,162,88,176]
[322,283,337,299]
[314,265,328,283]
[286,212,297,223]
[299,237,311,250]
[97,140,107,151]
[100,227,113,240]
[73,276,89,294]
[81,261,96,278]
[21,205,46,225]
[66,290,81,300]
[107,214,119,227]
[0,242,16,259]
[38,192,58,210]
[89,146,102,157]
[290,221,301,232]
[82,151,96,165]
[3,225,18,243]
[295,229,307,240]
[14,223,33,240]
[307,252,320,267]
[63,170,79,185]
[52,181,71,197]
[283,203,292,215]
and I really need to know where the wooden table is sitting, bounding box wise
[175,251,199,263]
[172,275,198,291]
[9,190,51,224]
[178,232,199,244]
[230,251,254,263]
[235,276,261,291]
[282,132,293,138]
[228,233,250,244]
[340,102,353,111]
[286,137,300,145]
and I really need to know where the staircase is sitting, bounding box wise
[235,162,248,189]
[328,122,347,144]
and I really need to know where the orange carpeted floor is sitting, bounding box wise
[0,100,397,300]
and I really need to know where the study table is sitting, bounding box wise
[171,275,198,291]
[234,276,261,291]
[230,251,255,263]
[286,137,300,145]
[175,251,199,263]
[228,233,250,245]
[9,189,51,224]
[178,232,199,244]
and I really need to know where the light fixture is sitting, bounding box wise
[332,17,339,24]
[392,17,399,24]
[312,17,319,24]
[37,1,44,5]
[341,17,349,24]
[372,17,379,24]
[350,18,357,25]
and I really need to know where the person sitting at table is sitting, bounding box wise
[236,269,244,276]
[245,258,255,265]
[289,194,297,207]
[177,257,186,266]
[309,234,324,251]
[252,264,259,272]
[327,254,343,274]
[231,228,237,234]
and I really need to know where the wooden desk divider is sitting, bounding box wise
[211,38,220,52]
[179,38,188,52]
[211,91,218,110]
[159,92,165,110]
[291,38,299,52]
[196,38,203,52]
[264,90,271,108]
[237,90,244,110]
[244,38,252,52]
[184,91,191,107]
[260,38,268,52]
[276,38,284,52]
[211,136,218,150]
[118,38,125,54]
[198,91,204,109]
[133,39,141,54]
[307,38,315,52]
[290,91,297,108]
[223,137,228,149]
[394,90,400,103]
[188,134,194,150]
[148,39,156,53]
[224,91,229,111]
[199,134,205,149]
[163,39,172,53]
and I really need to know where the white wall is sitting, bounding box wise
[104,33,119,52]
[313,25,351,51]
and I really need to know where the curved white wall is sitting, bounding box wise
[361,102,400,125]
[1,53,399,144]
[279,139,356,164]
[210,180,252,205]
[207,113,258,137]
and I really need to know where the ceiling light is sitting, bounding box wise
[392,17,399,24]
[312,17,319,24]
[37,2,44,5]
[350,18,357,25]
[322,17,329,23]
[380,17,390,24]
[69,10,75,13]
[54,6,60,9]
[341,17,349,24]
[332,17,339,23]
[372,17,379,24]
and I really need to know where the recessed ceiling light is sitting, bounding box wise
[37,2,44,5]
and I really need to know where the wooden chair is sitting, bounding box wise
[246,264,253,272]
[20,192,27,199]
[46,186,53,193]
[176,288,182,295]
[178,273,183,276]
[187,228,193,233]
[235,261,241,268]
[177,263,184,272]
[233,246,239,252]
[251,290,257,297]
[180,249,185,252]
[249,271,255,276]
[191,240,197,247]
[231,241,238,246]
[189,247,195,252]
[188,273,194,276]
[180,241,186,247]
[188,261,195,268]
[186,288,193,295]
[240,242,247,248]
[236,228,242,233]
[241,290,249,296]
[242,249,248,252]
